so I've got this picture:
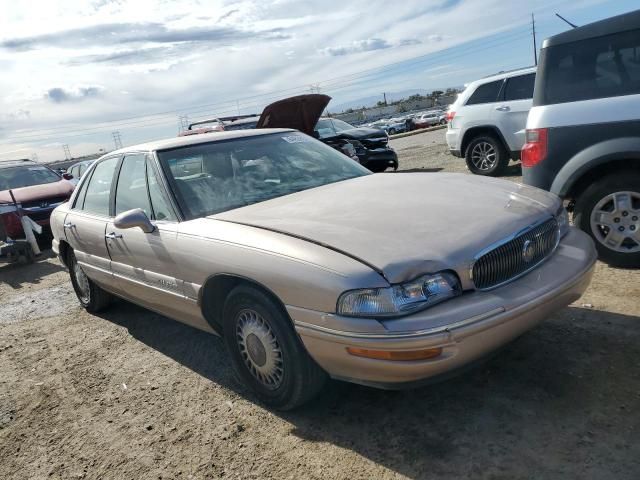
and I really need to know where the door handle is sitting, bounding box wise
[63,222,75,229]
[495,106,510,112]
[105,232,123,240]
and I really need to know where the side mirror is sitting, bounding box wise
[62,173,74,180]
[114,208,155,233]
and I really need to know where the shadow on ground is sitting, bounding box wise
[0,251,64,290]
[98,302,640,478]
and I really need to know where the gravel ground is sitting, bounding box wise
[1,130,639,480]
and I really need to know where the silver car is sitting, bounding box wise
[51,129,596,409]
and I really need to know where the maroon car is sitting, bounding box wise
[0,159,74,239]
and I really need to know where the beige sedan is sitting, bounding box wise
[51,129,596,409]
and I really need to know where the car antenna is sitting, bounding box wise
[555,13,578,28]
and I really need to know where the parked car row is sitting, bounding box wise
[446,9,640,268]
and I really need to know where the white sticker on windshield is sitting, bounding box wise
[281,135,309,144]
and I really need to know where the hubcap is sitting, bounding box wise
[590,190,640,253]
[236,309,283,390]
[73,260,91,303]
[470,142,497,171]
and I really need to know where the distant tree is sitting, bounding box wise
[431,90,444,98]
[344,108,354,114]
[376,100,386,107]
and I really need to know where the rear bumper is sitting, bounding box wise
[288,228,596,388]
[445,128,461,156]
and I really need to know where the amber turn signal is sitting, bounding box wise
[346,347,443,361]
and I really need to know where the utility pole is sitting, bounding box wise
[63,144,71,160]
[383,92,387,106]
[112,131,123,150]
[531,13,538,66]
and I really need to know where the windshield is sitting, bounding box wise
[314,118,355,139]
[0,165,61,190]
[157,132,370,219]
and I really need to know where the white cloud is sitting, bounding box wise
[0,0,614,161]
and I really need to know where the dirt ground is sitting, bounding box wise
[1,130,639,480]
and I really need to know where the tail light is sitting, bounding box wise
[445,111,456,122]
[521,128,548,167]
[0,211,24,239]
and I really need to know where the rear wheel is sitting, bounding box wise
[465,135,508,176]
[67,249,113,312]
[574,172,640,268]
[223,285,327,410]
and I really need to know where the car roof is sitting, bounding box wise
[107,128,296,156]
[473,66,536,85]
[543,9,640,48]
[0,159,37,169]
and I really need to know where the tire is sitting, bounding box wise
[574,172,640,268]
[67,249,113,312]
[465,135,509,176]
[223,285,327,410]
[366,163,389,173]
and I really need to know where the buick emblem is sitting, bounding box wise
[522,239,535,263]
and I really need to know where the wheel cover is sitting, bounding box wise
[590,190,640,253]
[235,309,283,390]
[470,141,497,171]
[73,260,91,304]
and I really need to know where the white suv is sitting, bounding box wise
[446,67,536,176]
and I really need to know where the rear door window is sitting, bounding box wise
[465,80,503,105]
[504,73,536,101]
[81,157,119,216]
[538,28,640,105]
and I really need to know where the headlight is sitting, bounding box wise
[556,204,570,237]
[337,271,461,318]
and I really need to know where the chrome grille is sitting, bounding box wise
[472,217,560,290]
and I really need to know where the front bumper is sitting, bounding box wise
[288,228,597,388]
[360,148,398,170]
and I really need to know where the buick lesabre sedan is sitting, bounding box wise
[51,129,597,409]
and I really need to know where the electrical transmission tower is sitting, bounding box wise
[112,131,123,150]
[63,144,71,160]
[309,84,321,94]
[178,115,190,132]
[31,153,39,162]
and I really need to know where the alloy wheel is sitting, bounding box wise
[470,141,497,171]
[590,190,640,253]
[235,308,284,390]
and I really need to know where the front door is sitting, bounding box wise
[105,154,205,328]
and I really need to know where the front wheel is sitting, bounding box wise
[574,172,640,268]
[465,135,508,176]
[223,286,327,410]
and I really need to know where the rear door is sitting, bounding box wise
[493,72,535,151]
[458,79,504,135]
[63,156,120,289]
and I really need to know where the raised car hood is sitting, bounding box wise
[213,173,560,285]
[0,180,73,204]
[257,94,331,135]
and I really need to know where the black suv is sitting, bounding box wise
[523,9,640,268]
[257,94,399,173]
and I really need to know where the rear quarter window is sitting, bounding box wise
[536,28,640,105]
[465,80,503,105]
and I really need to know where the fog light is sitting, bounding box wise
[346,347,443,361]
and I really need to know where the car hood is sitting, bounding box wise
[213,173,560,285]
[256,94,331,135]
[0,180,74,204]
[330,127,388,140]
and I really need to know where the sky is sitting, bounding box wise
[0,0,638,162]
